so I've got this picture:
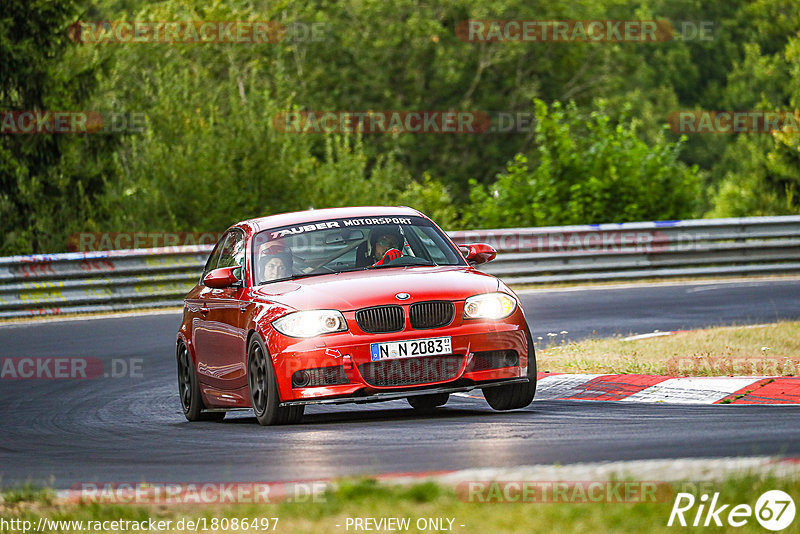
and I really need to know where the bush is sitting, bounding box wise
[466,99,702,229]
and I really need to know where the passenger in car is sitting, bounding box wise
[259,241,293,281]
[263,255,291,281]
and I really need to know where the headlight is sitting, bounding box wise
[463,292,517,320]
[272,310,348,338]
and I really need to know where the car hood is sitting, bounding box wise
[247,266,501,311]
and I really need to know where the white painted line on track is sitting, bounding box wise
[621,331,673,341]
[620,377,765,404]
[534,374,606,400]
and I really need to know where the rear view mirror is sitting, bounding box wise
[460,243,497,265]
[324,230,365,245]
[203,266,242,288]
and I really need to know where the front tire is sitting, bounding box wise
[177,342,225,422]
[247,335,304,426]
[408,393,449,412]
[482,329,537,411]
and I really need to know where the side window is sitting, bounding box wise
[407,226,448,264]
[217,230,246,270]
[202,233,230,279]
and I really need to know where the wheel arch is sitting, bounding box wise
[176,333,197,366]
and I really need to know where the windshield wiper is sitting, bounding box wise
[257,272,332,285]
[370,258,436,268]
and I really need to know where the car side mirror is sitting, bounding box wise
[460,243,497,265]
[203,266,242,289]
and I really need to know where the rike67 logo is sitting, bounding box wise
[668,490,796,531]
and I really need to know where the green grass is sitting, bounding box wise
[3,475,799,533]
[0,484,54,505]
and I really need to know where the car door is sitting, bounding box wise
[187,232,226,375]
[192,229,248,393]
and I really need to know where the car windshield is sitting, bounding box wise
[252,215,466,285]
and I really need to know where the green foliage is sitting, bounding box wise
[0,484,54,505]
[707,134,798,218]
[0,0,115,254]
[395,173,458,229]
[707,23,800,217]
[90,1,449,232]
[3,0,800,253]
[10,475,800,534]
[466,100,701,228]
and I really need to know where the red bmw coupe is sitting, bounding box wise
[176,206,536,425]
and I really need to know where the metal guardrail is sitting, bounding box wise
[0,246,212,319]
[448,216,800,284]
[1,216,798,318]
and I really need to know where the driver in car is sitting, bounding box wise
[371,229,403,267]
[259,241,293,281]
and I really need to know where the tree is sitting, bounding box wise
[0,0,114,254]
[93,0,457,233]
[466,99,701,228]
[707,14,800,217]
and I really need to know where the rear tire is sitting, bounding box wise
[483,328,537,411]
[247,335,304,426]
[177,342,225,422]
[408,393,449,412]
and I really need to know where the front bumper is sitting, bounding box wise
[268,311,530,404]
[278,377,530,407]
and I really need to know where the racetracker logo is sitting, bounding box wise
[0,357,142,379]
[667,111,800,134]
[450,229,673,254]
[68,232,223,251]
[69,481,328,504]
[0,111,146,134]
[273,111,492,134]
[361,356,462,384]
[665,355,799,377]
[458,481,674,503]
[69,21,284,43]
[456,20,674,42]
[458,481,724,503]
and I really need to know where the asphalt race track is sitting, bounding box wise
[1,279,800,488]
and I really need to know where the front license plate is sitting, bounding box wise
[370,336,452,361]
